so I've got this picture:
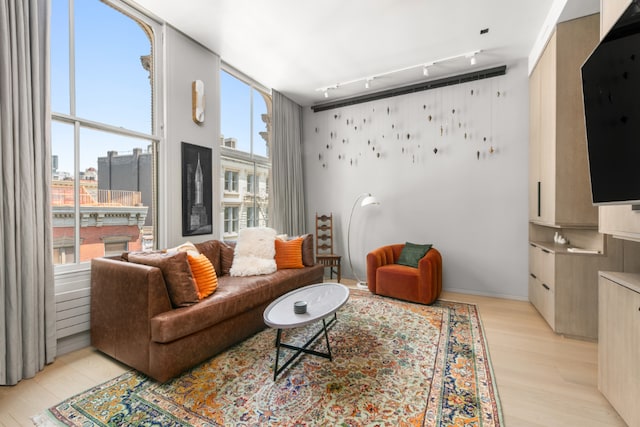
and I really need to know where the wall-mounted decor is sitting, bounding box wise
[192,80,205,124]
[182,142,212,236]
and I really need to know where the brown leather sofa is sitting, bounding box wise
[90,238,324,382]
[366,243,442,305]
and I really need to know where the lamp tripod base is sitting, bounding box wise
[356,281,369,290]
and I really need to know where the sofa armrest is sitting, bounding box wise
[417,248,442,303]
[366,244,404,293]
[90,257,172,373]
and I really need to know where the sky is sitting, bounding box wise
[51,0,268,176]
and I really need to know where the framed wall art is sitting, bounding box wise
[181,142,212,236]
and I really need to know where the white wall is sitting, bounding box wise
[161,26,221,247]
[302,59,530,299]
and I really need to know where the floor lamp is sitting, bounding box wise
[347,192,380,289]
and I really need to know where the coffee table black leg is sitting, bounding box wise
[322,318,332,361]
[272,313,338,380]
[274,329,283,381]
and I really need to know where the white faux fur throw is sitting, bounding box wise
[230,227,277,276]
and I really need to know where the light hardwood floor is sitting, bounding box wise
[0,285,626,426]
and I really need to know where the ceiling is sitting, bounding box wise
[132,0,600,107]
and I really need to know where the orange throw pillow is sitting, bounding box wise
[187,253,218,299]
[275,237,304,269]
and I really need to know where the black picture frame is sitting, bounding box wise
[181,142,213,236]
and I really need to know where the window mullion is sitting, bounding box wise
[249,86,254,158]
[73,121,80,262]
[69,0,81,262]
[68,0,76,116]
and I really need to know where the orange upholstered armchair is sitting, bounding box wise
[366,243,442,305]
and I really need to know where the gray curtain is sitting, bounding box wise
[0,0,56,385]
[271,90,306,236]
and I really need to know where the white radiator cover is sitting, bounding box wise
[54,266,91,355]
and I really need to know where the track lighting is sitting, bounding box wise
[314,50,482,98]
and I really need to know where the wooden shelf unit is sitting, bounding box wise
[528,230,622,340]
[528,14,600,228]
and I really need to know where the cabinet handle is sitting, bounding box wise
[542,249,550,254]
[537,181,541,217]
[530,273,537,279]
[542,283,550,291]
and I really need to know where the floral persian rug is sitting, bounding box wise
[33,292,503,426]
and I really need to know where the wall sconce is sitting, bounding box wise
[192,80,205,124]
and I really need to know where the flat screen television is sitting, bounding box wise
[581,0,640,206]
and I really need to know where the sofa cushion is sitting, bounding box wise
[219,241,235,275]
[187,253,218,299]
[150,265,324,344]
[128,251,199,308]
[397,242,432,268]
[301,234,315,266]
[230,227,277,276]
[194,240,221,274]
[275,237,304,269]
[376,263,421,302]
[167,241,199,255]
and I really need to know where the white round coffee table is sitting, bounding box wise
[263,282,349,379]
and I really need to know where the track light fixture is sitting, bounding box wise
[314,50,482,98]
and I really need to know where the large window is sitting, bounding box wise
[51,0,159,266]
[220,69,271,239]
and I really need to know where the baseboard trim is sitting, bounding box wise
[444,287,529,302]
[57,331,91,356]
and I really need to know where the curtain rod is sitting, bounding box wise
[311,65,507,112]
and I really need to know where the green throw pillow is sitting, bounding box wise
[397,242,432,268]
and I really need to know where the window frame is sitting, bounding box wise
[246,173,255,194]
[104,240,129,257]
[51,0,163,274]
[224,206,239,234]
[224,170,239,193]
[246,206,256,228]
[219,64,272,238]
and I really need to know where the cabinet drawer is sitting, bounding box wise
[529,275,555,330]
[528,244,555,290]
[528,244,539,277]
[538,247,555,289]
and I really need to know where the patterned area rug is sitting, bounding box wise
[34,292,503,426]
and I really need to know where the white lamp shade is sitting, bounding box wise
[361,195,379,207]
